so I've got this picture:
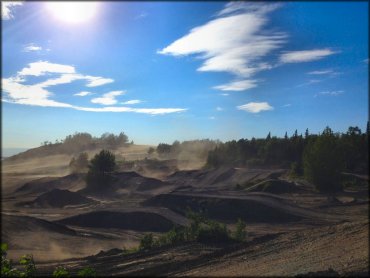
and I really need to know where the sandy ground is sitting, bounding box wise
[2,150,369,276]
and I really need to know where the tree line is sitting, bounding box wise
[40,131,131,154]
[206,124,369,193]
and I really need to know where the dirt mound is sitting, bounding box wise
[57,211,175,232]
[15,173,85,195]
[143,193,305,223]
[2,214,77,237]
[246,179,301,194]
[21,189,95,208]
[166,167,286,189]
[113,171,167,191]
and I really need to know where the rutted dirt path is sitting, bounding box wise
[34,220,369,276]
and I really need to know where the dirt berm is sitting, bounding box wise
[17,189,96,208]
[142,192,338,223]
[56,210,176,232]
[14,173,85,195]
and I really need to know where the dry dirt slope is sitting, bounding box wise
[34,220,369,276]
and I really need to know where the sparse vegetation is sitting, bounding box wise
[2,243,98,278]
[52,266,70,278]
[137,211,243,251]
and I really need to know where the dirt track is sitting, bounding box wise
[33,220,368,276]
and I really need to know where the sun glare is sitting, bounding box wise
[46,2,99,24]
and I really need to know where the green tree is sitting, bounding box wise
[303,126,343,193]
[86,150,116,191]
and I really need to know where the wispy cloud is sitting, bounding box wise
[214,79,258,91]
[85,76,114,87]
[2,1,22,20]
[121,99,142,105]
[296,79,322,88]
[280,49,337,63]
[282,103,291,107]
[3,61,187,115]
[74,106,186,115]
[23,43,42,52]
[363,58,369,64]
[208,116,216,120]
[314,90,344,97]
[74,91,93,97]
[220,93,229,96]
[135,12,148,20]
[307,69,333,75]
[237,102,273,113]
[159,2,286,91]
[91,91,126,105]
[216,106,223,111]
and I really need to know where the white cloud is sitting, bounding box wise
[3,61,186,115]
[74,106,186,115]
[280,49,337,63]
[91,91,126,105]
[121,99,142,105]
[85,76,114,87]
[159,2,285,91]
[282,103,291,107]
[363,58,369,64]
[23,43,42,52]
[315,90,344,97]
[18,61,75,77]
[307,69,334,75]
[2,1,22,20]
[216,107,223,111]
[74,91,93,97]
[214,79,258,91]
[237,102,273,113]
[220,93,229,96]
[208,116,216,120]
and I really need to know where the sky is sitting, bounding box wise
[2,1,369,149]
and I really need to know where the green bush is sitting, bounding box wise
[77,267,96,277]
[139,234,154,250]
[233,218,247,242]
[19,254,36,277]
[52,266,69,278]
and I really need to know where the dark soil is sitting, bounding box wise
[56,210,176,232]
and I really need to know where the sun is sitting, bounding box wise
[46,2,99,24]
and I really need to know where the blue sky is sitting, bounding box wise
[2,1,368,148]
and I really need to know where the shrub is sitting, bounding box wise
[19,254,36,277]
[233,218,247,242]
[155,226,185,247]
[139,234,154,250]
[196,220,229,243]
[52,266,69,278]
[77,267,96,277]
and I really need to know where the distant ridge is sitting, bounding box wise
[2,147,29,158]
